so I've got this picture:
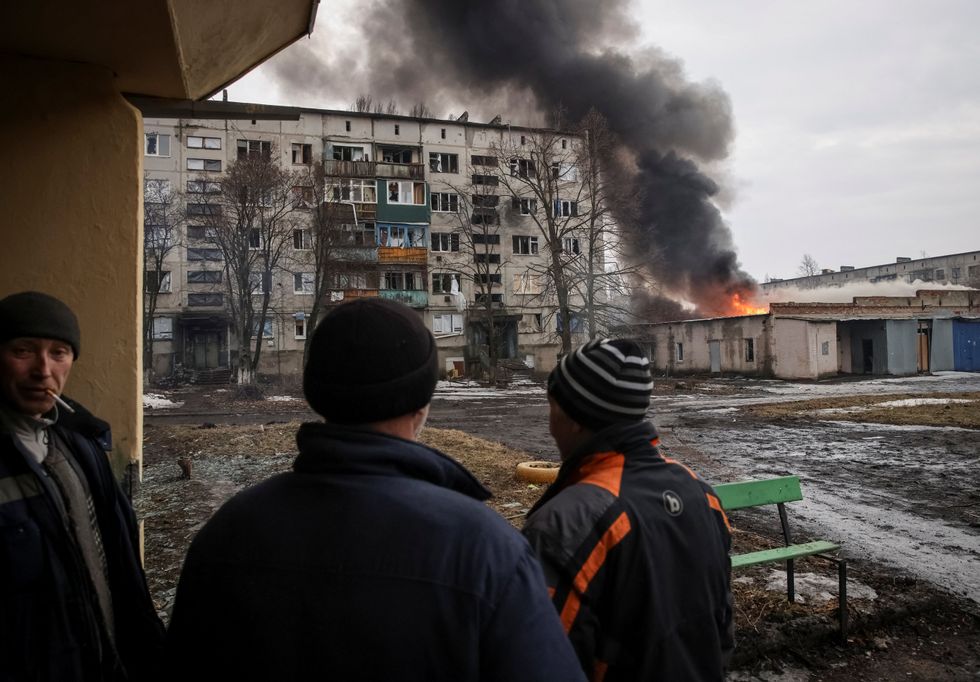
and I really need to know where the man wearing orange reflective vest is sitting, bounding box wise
[523,338,733,681]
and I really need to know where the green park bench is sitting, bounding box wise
[713,475,848,639]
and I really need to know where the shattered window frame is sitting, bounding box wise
[429,152,459,173]
[512,235,538,255]
[431,232,460,252]
[291,142,313,165]
[293,272,315,294]
[144,132,171,157]
[431,272,461,294]
[431,192,460,213]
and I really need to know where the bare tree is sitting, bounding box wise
[438,172,509,382]
[567,109,645,339]
[489,123,587,355]
[143,176,184,382]
[798,253,820,277]
[196,146,300,384]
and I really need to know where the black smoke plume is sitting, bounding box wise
[269,0,756,316]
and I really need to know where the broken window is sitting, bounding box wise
[935,269,945,280]
[471,155,498,167]
[291,143,313,165]
[330,272,369,289]
[474,253,501,264]
[429,152,459,173]
[340,222,376,246]
[509,158,535,178]
[152,317,173,340]
[473,273,502,285]
[144,271,171,294]
[237,139,272,159]
[431,192,459,213]
[472,194,499,208]
[144,132,171,157]
[511,197,538,215]
[293,229,312,250]
[187,136,221,150]
[186,203,220,217]
[186,248,223,261]
[248,229,262,250]
[472,209,498,225]
[291,186,315,208]
[383,271,421,290]
[332,145,365,161]
[431,232,460,252]
[553,200,579,217]
[187,270,222,284]
[328,178,376,203]
[249,271,270,294]
[381,147,413,164]
[675,342,684,362]
[472,174,499,186]
[561,138,567,150]
[293,272,315,294]
[432,273,461,294]
[472,234,500,245]
[744,338,755,362]
[551,162,578,181]
[252,318,274,338]
[187,180,221,194]
[386,180,425,205]
[562,237,580,255]
[513,235,538,255]
[394,124,400,136]
[520,313,543,332]
[432,313,464,334]
[294,315,307,340]
[345,120,351,132]
[378,224,426,248]
[188,292,223,306]
[556,314,585,333]
[952,267,961,280]
[144,226,173,250]
[187,158,222,172]
[475,293,504,304]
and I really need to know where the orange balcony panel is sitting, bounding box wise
[378,246,428,265]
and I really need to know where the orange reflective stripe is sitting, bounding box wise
[559,511,632,631]
[593,660,609,682]
[571,452,625,497]
[706,493,732,533]
[650,437,661,447]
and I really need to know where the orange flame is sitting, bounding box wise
[728,292,768,316]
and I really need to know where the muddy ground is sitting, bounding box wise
[140,373,980,680]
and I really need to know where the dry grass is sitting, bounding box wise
[746,391,980,429]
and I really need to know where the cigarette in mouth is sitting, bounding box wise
[45,389,76,414]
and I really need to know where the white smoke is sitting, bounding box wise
[760,279,977,304]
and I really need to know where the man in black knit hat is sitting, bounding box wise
[166,298,584,682]
[523,338,734,681]
[0,291,165,681]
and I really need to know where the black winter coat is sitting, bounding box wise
[523,421,734,682]
[0,399,165,682]
[166,423,585,682]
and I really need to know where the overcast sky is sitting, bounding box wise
[229,0,980,283]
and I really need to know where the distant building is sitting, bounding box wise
[761,251,980,293]
[143,104,595,381]
[632,289,980,379]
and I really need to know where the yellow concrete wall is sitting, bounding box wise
[0,56,142,476]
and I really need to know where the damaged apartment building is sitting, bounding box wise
[142,102,593,381]
[633,290,980,379]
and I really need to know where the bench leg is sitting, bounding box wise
[838,559,848,643]
[786,558,795,603]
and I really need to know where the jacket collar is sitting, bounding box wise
[294,422,491,502]
[530,420,661,515]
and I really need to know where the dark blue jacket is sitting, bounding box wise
[166,422,585,682]
[0,399,165,682]
[523,421,733,682]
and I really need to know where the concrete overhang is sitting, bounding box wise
[2,0,318,100]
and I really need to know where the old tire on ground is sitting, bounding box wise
[515,461,560,484]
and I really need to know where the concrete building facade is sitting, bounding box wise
[635,290,980,379]
[143,107,592,381]
[761,250,980,294]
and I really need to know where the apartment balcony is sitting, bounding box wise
[378,246,428,265]
[323,159,425,180]
[379,289,428,308]
[334,246,378,263]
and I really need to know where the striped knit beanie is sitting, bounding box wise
[548,338,653,430]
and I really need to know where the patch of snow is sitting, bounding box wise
[143,393,183,409]
[875,398,974,408]
[764,570,877,604]
[266,395,298,402]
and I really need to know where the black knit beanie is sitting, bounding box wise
[303,298,438,424]
[548,338,652,431]
[0,291,81,358]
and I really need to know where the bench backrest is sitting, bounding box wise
[713,475,803,511]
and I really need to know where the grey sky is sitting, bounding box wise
[229,0,980,283]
